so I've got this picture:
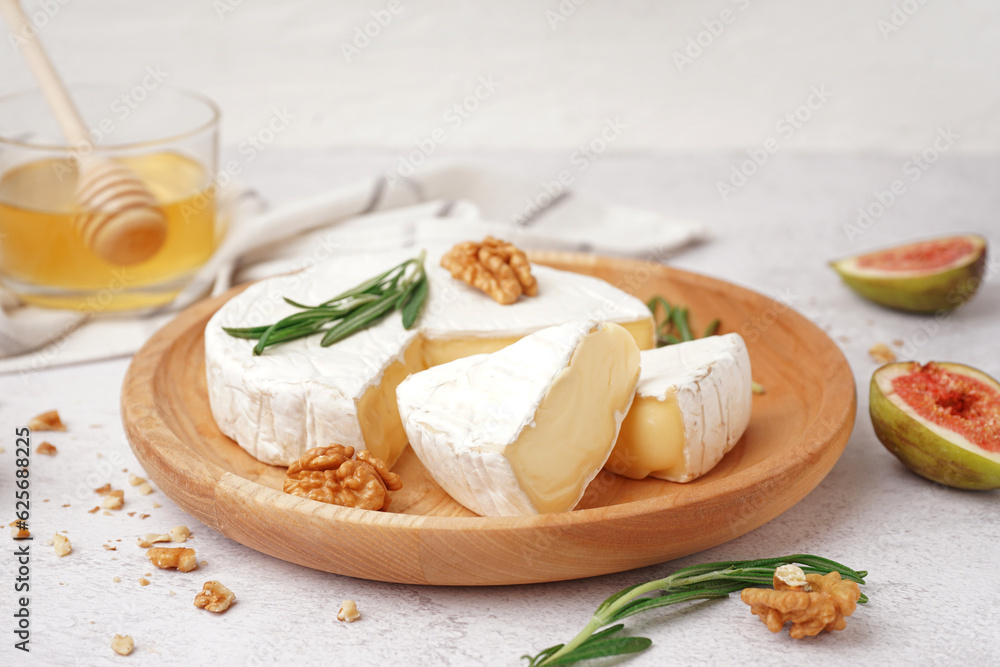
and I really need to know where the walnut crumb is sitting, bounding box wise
[102,544,117,551]
[146,547,197,572]
[337,599,361,623]
[94,483,111,495]
[152,503,161,509]
[169,526,190,543]
[139,514,149,520]
[61,503,70,508]
[102,510,112,516]
[136,482,154,496]
[28,410,66,431]
[36,442,58,456]
[87,506,100,514]
[100,490,124,510]
[128,473,145,486]
[136,533,172,548]
[10,520,30,539]
[110,633,134,656]
[869,343,897,364]
[113,576,121,583]
[53,533,72,557]
[138,578,150,586]
[194,580,235,613]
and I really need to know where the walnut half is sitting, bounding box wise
[441,237,538,305]
[741,570,861,639]
[284,445,401,511]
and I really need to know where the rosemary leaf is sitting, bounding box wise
[224,254,428,354]
[523,554,868,666]
[320,291,403,347]
[542,636,653,665]
[401,273,429,329]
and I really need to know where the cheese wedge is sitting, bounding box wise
[606,333,752,482]
[396,321,640,517]
[205,249,654,467]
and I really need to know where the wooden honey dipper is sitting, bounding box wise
[1,0,167,266]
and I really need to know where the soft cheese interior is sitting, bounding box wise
[607,333,752,482]
[205,249,654,467]
[396,321,641,516]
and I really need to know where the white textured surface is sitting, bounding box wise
[2,1,999,154]
[1,152,999,666]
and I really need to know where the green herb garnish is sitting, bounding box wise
[223,252,428,355]
[522,554,868,666]
[648,295,719,347]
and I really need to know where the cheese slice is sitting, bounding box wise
[205,249,654,467]
[396,321,640,517]
[606,333,752,482]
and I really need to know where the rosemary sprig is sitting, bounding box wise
[522,554,868,666]
[223,252,428,355]
[648,295,720,347]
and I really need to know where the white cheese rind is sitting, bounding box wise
[396,321,636,517]
[205,249,652,467]
[205,251,419,466]
[616,333,752,482]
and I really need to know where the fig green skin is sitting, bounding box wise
[869,365,1000,490]
[832,238,986,313]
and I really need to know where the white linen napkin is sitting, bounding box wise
[0,162,708,376]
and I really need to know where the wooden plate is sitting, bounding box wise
[121,252,855,586]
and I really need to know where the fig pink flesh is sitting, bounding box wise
[856,238,976,272]
[892,363,1000,453]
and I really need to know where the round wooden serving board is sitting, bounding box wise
[121,252,856,586]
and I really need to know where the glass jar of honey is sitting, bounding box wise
[0,85,220,311]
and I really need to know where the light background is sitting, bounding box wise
[3,0,998,155]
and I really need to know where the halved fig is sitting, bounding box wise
[831,234,986,312]
[870,361,1000,490]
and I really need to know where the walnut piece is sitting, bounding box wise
[28,410,66,431]
[10,520,30,539]
[440,236,538,305]
[284,445,401,511]
[128,473,146,486]
[194,580,235,613]
[36,442,58,456]
[869,342,897,364]
[774,564,809,590]
[137,526,190,547]
[337,599,361,622]
[146,547,197,572]
[136,482,154,496]
[138,577,150,586]
[53,533,72,557]
[136,533,171,548]
[741,571,861,639]
[100,490,124,510]
[110,633,134,656]
[169,525,191,543]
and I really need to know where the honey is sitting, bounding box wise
[0,151,216,311]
